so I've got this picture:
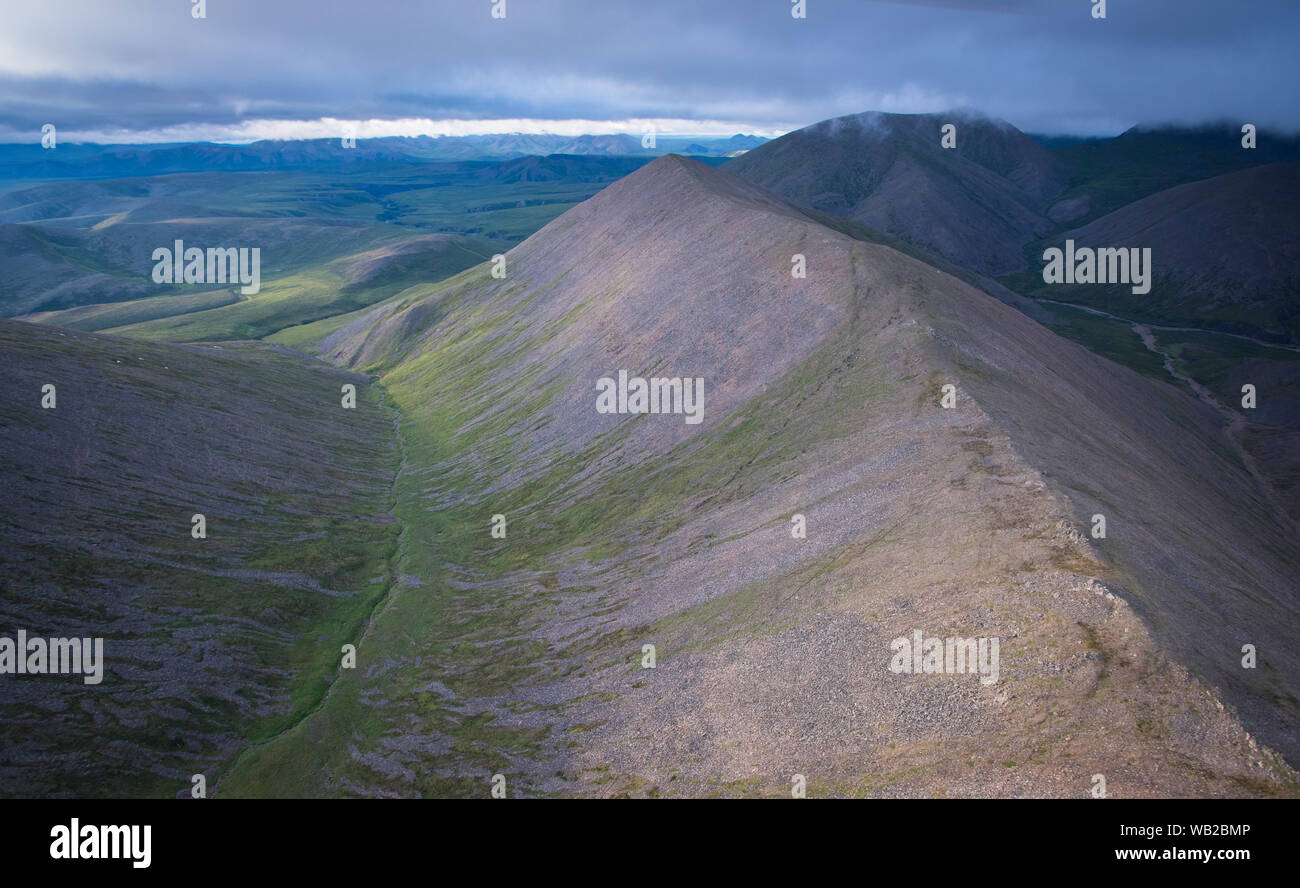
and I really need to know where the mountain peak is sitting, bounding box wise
[725,107,1066,274]
[571,151,818,228]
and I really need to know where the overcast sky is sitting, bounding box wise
[0,0,1295,143]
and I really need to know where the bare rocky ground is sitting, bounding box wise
[223,156,1296,798]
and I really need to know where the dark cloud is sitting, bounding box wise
[0,0,1295,141]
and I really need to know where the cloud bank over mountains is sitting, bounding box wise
[2,0,1297,142]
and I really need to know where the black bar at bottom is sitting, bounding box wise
[0,799,1286,874]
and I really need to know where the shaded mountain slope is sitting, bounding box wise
[226,156,1297,797]
[0,321,401,796]
[725,111,1066,276]
[1051,124,1300,226]
[1046,163,1300,344]
[0,223,166,316]
[995,164,1300,541]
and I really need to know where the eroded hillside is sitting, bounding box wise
[223,156,1297,797]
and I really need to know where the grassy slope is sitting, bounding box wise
[226,254,1298,798]
[4,162,649,319]
[220,265,904,796]
[21,288,241,332]
[102,235,496,342]
[220,159,1297,797]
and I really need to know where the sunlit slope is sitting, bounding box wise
[895,241,1300,768]
[0,320,401,797]
[1,213,398,317]
[227,156,1296,797]
[0,159,655,319]
[24,233,495,342]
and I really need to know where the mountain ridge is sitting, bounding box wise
[4,143,1296,797]
[246,154,1300,794]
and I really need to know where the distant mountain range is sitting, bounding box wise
[0,133,767,180]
